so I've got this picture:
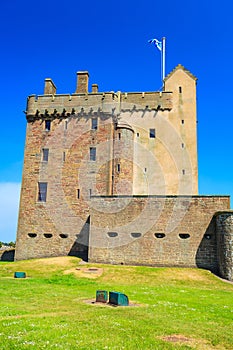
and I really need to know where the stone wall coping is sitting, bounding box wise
[214,210,233,216]
[91,195,230,199]
[28,91,173,98]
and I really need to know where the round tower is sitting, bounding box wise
[112,121,134,195]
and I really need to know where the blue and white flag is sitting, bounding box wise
[148,38,162,51]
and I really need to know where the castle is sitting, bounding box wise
[15,64,233,281]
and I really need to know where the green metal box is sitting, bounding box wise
[96,290,108,303]
[14,272,26,278]
[109,291,129,306]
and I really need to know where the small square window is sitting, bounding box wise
[91,118,98,130]
[90,147,96,161]
[149,128,156,138]
[38,182,47,202]
[45,120,51,131]
[42,148,49,162]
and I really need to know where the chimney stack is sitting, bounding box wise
[44,78,57,95]
[76,71,89,94]
[92,84,98,93]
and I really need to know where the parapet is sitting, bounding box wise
[26,70,173,121]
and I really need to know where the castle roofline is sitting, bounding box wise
[164,64,197,81]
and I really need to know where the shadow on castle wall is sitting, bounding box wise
[68,216,90,262]
[0,249,15,262]
[195,217,218,274]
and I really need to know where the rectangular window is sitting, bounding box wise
[77,189,80,199]
[91,118,98,130]
[63,151,66,162]
[45,120,51,131]
[149,128,156,138]
[117,163,120,172]
[42,148,49,162]
[38,182,47,202]
[90,147,96,161]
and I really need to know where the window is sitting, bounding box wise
[42,148,49,162]
[179,233,190,239]
[77,189,80,199]
[28,233,37,238]
[107,232,118,237]
[63,152,66,162]
[181,119,184,124]
[131,232,141,238]
[45,120,51,131]
[154,233,165,239]
[179,86,182,93]
[59,234,68,239]
[91,117,98,130]
[90,147,96,161]
[181,143,185,148]
[65,120,68,130]
[38,182,47,202]
[149,128,156,138]
[182,169,186,175]
[44,233,52,238]
[137,132,140,137]
[117,163,120,172]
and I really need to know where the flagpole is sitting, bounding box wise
[162,37,166,84]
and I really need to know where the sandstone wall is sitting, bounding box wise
[89,196,230,271]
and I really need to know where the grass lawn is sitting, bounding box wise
[0,256,232,349]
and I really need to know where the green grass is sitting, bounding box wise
[0,257,232,349]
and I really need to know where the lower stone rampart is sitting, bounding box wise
[89,195,230,275]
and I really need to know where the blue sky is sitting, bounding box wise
[0,0,232,242]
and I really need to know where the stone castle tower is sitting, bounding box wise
[15,65,233,281]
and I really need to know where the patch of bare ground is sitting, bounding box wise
[160,334,226,349]
[83,299,141,307]
[36,256,76,266]
[63,267,103,279]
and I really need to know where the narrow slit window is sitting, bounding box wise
[179,86,182,93]
[118,133,121,140]
[89,189,92,197]
[90,147,96,161]
[42,148,49,162]
[77,188,80,199]
[117,163,120,172]
[137,132,140,137]
[149,128,156,138]
[181,119,184,124]
[65,120,68,130]
[38,182,47,202]
[91,117,98,130]
[45,120,51,131]
[63,151,66,162]
[182,169,185,175]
